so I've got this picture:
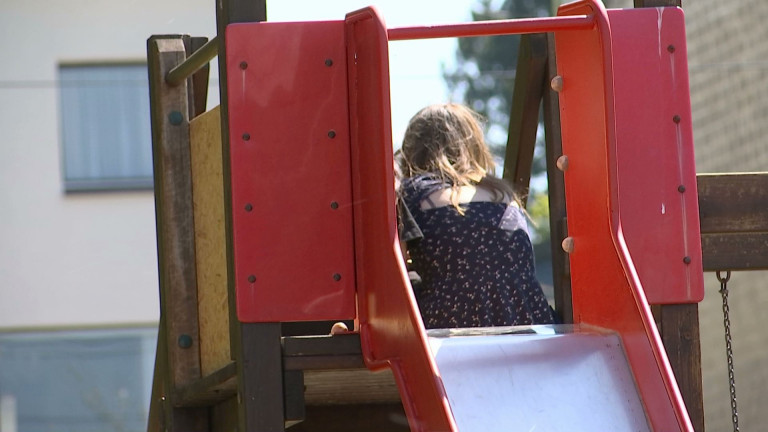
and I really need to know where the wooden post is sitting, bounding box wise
[215,1,286,431]
[542,33,572,324]
[147,35,208,431]
[503,33,548,205]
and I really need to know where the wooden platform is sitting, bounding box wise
[174,332,399,408]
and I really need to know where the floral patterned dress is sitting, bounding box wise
[399,174,554,329]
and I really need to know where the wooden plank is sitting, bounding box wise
[701,232,768,271]
[147,34,208,431]
[698,173,768,234]
[189,106,231,377]
[174,362,238,407]
[302,369,400,405]
[542,32,572,324]
[503,33,548,204]
[148,34,201,390]
[283,331,364,370]
[187,36,210,119]
[658,304,705,432]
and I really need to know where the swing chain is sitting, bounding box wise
[717,270,739,432]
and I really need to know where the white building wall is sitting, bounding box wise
[0,0,217,328]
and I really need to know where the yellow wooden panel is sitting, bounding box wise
[189,106,231,376]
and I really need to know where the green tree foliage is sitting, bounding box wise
[444,0,556,152]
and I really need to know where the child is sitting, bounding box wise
[397,103,554,329]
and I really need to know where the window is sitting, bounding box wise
[59,63,153,191]
[0,327,157,432]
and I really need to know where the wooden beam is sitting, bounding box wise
[698,173,768,234]
[215,1,285,431]
[657,304,704,432]
[698,173,768,271]
[503,33,548,204]
[186,36,211,118]
[147,34,208,431]
[701,232,768,271]
[542,33,572,324]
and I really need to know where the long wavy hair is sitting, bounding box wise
[398,103,515,213]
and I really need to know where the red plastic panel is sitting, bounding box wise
[226,21,356,322]
[556,1,693,430]
[345,7,456,432]
[609,7,704,304]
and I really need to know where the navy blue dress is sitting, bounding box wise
[399,174,554,329]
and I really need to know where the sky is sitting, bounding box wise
[267,0,479,148]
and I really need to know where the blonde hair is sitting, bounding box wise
[399,103,514,212]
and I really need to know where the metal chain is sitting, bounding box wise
[717,270,739,432]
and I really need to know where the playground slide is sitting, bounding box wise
[428,326,651,432]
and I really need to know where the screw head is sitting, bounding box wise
[673,115,681,124]
[239,61,248,70]
[245,203,253,212]
[168,111,184,125]
[332,273,342,281]
[667,45,676,53]
[178,334,193,349]
[248,275,256,283]
[683,256,692,264]
[328,130,336,139]
[678,184,686,193]
[330,201,339,210]
[242,133,251,141]
[325,58,333,67]
[551,75,564,93]
[561,237,575,254]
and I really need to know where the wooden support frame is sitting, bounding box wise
[542,32,572,325]
[503,33,548,204]
[698,173,768,271]
[147,34,208,432]
[214,1,288,431]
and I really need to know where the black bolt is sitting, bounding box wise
[168,111,184,125]
[248,275,256,283]
[330,201,339,209]
[328,130,336,139]
[242,133,251,141]
[683,256,692,264]
[678,185,686,193]
[240,61,248,70]
[667,45,675,53]
[178,334,193,349]
[245,203,253,212]
[673,115,681,124]
[333,273,342,281]
[325,58,333,67]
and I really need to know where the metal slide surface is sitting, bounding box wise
[428,326,650,432]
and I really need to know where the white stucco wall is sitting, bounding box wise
[0,0,217,327]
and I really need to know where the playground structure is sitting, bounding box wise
[145,0,768,431]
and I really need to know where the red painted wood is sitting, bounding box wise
[555,1,693,430]
[345,7,456,432]
[608,7,704,304]
[226,21,356,322]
